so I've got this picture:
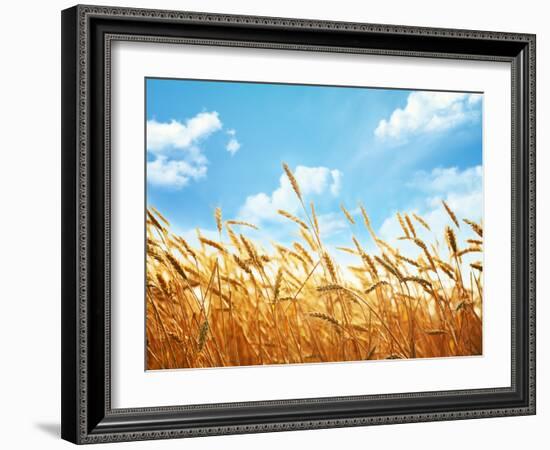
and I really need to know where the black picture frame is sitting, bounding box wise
[61,4,536,444]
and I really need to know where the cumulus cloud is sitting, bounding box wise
[147,112,222,153]
[374,92,482,142]
[146,111,243,188]
[147,155,207,188]
[409,165,482,194]
[238,165,342,225]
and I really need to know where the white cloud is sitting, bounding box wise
[329,169,342,196]
[147,155,207,188]
[238,192,274,222]
[238,165,342,225]
[147,112,222,153]
[146,111,236,188]
[379,165,482,260]
[226,138,241,155]
[224,129,241,156]
[374,92,482,142]
[410,165,482,194]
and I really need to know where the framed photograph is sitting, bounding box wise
[61,5,536,444]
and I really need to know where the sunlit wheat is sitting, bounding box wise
[146,163,483,369]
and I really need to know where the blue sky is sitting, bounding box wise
[146,78,483,256]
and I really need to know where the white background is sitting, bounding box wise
[0,0,545,449]
[112,42,511,408]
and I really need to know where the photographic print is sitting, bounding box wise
[145,78,484,370]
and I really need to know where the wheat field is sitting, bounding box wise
[145,163,483,370]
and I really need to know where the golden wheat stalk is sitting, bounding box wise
[309,312,341,333]
[199,237,226,253]
[214,207,223,234]
[463,219,483,237]
[174,236,196,259]
[282,163,302,201]
[405,214,417,238]
[322,252,338,282]
[240,234,260,265]
[165,253,188,280]
[442,200,460,228]
[272,268,283,302]
[359,204,371,228]
[197,321,209,351]
[403,276,433,292]
[150,206,170,227]
[412,213,431,231]
[316,284,346,293]
[336,246,358,255]
[413,238,436,269]
[300,228,317,252]
[310,202,320,236]
[359,203,377,241]
[397,212,410,238]
[226,220,259,230]
[364,280,390,295]
[396,253,420,268]
[374,255,403,281]
[233,254,252,275]
[470,261,483,272]
[467,239,483,246]
[457,246,482,257]
[277,209,309,230]
[445,226,458,256]
[147,210,166,233]
[340,203,356,225]
[225,224,242,251]
[293,242,314,266]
